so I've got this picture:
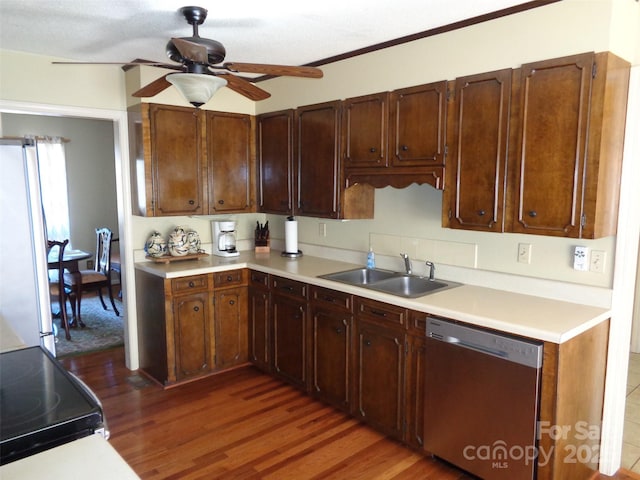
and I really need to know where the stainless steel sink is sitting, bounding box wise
[367,275,454,298]
[319,268,459,298]
[320,267,397,285]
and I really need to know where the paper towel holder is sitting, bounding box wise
[282,215,303,258]
[281,250,303,258]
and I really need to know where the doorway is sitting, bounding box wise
[0,99,137,370]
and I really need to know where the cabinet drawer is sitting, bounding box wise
[271,276,307,299]
[356,297,406,328]
[214,269,246,288]
[172,275,209,294]
[408,310,430,336]
[249,270,269,289]
[310,285,352,312]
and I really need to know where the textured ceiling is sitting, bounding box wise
[0,0,536,69]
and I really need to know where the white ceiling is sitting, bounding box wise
[0,0,537,71]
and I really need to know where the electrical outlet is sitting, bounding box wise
[590,250,606,273]
[86,259,94,270]
[518,243,532,264]
[318,222,327,237]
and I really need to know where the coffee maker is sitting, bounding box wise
[212,220,239,257]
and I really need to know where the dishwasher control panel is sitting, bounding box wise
[427,317,543,369]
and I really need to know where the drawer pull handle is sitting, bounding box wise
[188,281,195,288]
[323,296,336,303]
[226,275,233,282]
[281,286,293,292]
[370,309,387,317]
[193,306,199,312]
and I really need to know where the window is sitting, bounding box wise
[36,137,71,244]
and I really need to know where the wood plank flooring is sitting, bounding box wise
[60,347,639,480]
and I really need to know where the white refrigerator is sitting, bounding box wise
[0,137,55,354]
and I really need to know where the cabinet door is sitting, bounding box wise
[296,101,341,218]
[310,307,352,411]
[510,53,594,237]
[146,104,206,216]
[354,320,405,440]
[207,111,253,213]
[248,286,270,372]
[258,110,294,214]
[173,291,212,381]
[272,293,307,389]
[343,93,388,169]
[446,69,512,232]
[389,81,447,167]
[405,334,426,450]
[214,287,248,370]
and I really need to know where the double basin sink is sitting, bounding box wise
[319,267,460,298]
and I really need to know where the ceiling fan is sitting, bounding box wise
[54,6,323,106]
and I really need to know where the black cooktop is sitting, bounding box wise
[0,346,104,464]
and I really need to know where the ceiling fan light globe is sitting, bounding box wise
[166,73,227,108]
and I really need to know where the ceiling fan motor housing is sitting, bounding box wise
[166,37,226,65]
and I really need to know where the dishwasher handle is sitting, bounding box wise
[432,333,510,359]
[427,318,543,369]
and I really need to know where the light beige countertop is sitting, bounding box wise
[135,251,611,344]
[0,434,140,479]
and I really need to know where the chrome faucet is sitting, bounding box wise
[425,260,435,281]
[400,253,412,275]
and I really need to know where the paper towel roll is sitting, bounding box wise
[285,218,298,253]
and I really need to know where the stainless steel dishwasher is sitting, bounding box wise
[424,317,543,480]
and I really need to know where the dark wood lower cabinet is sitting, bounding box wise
[271,292,308,389]
[248,284,270,372]
[310,306,352,411]
[353,319,405,440]
[173,291,213,381]
[214,287,248,370]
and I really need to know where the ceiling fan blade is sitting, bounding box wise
[132,74,173,98]
[217,74,271,101]
[171,37,209,64]
[53,60,183,70]
[223,62,323,78]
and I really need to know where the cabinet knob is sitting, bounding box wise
[364,339,372,347]
[335,327,343,334]
[193,306,199,312]
[226,275,233,282]
[528,210,537,218]
[188,200,195,205]
[477,210,486,216]
[218,199,225,205]
[229,300,235,305]
[369,147,377,153]
[401,145,409,151]
[188,281,195,288]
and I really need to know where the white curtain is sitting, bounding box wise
[35,136,71,245]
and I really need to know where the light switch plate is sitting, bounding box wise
[518,243,532,264]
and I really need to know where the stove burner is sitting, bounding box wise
[1,389,61,429]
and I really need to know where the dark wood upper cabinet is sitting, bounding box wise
[389,81,447,167]
[206,111,254,214]
[143,103,206,216]
[342,92,389,169]
[295,101,342,219]
[445,69,512,232]
[257,110,294,215]
[509,51,629,238]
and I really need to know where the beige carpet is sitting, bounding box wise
[54,292,124,358]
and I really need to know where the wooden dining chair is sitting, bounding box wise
[110,236,122,298]
[64,227,120,326]
[47,239,74,340]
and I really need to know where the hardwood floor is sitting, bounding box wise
[60,348,638,480]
